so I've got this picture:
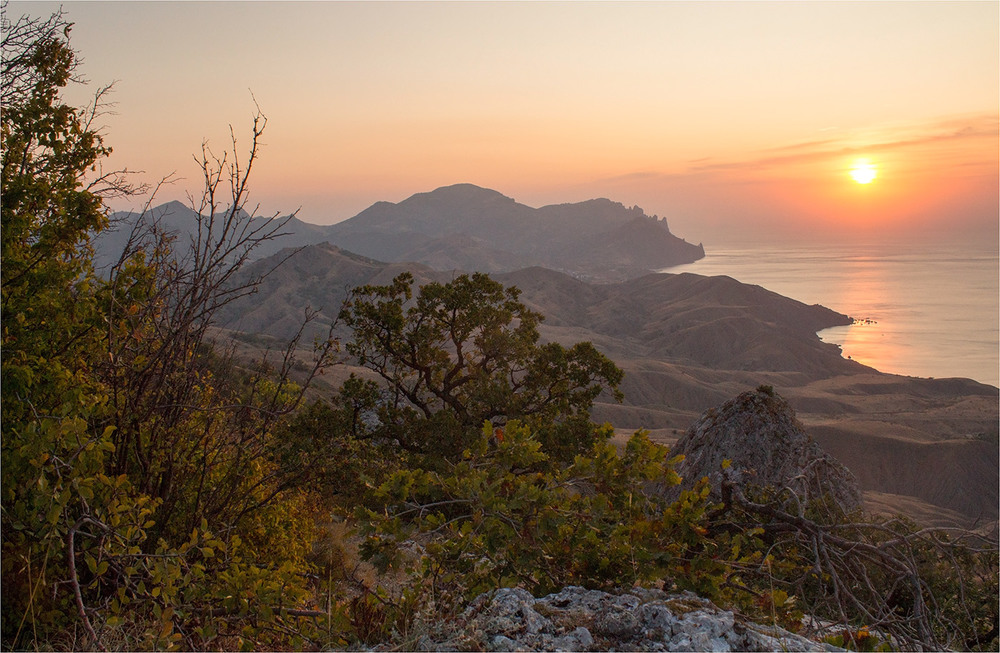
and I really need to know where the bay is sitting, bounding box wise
[662,242,999,388]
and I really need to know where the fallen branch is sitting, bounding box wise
[66,517,109,652]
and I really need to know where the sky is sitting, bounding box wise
[11,1,1000,247]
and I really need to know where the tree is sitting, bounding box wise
[340,271,624,462]
[1,7,341,648]
[2,6,123,643]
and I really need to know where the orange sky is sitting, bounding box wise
[14,1,999,246]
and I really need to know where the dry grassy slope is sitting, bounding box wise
[215,243,443,341]
[217,246,998,527]
[394,233,538,273]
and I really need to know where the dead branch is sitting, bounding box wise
[719,478,998,651]
[66,517,109,652]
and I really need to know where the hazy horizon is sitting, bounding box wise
[11,1,999,248]
[275,181,1000,251]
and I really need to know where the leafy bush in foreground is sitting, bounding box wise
[358,421,719,608]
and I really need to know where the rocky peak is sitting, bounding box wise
[671,387,863,514]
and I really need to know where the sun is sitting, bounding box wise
[850,159,877,184]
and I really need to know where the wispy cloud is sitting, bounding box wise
[760,139,841,153]
[589,113,998,191]
[690,113,998,174]
[602,171,662,183]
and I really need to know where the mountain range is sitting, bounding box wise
[97,184,704,281]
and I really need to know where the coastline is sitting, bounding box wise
[662,243,999,388]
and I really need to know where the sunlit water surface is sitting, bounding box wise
[663,243,999,388]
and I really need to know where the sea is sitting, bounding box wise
[662,241,999,388]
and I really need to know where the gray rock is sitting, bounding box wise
[638,602,677,639]
[592,607,640,639]
[465,587,547,638]
[438,585,840,652]
[488,634,519,652]
[521,604,550,636]
[669,387,863,514]
[551,626,594,651]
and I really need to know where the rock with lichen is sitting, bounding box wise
[416,586,841,651]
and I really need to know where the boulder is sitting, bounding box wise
[670,387,863,514]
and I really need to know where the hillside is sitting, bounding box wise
[215,245,999,529]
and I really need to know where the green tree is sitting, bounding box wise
[1,6,126,644]
[340,271,623,462]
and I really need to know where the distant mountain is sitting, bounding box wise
[96,185,705,280]
[94,200,327,272]
[495,266,859,379]
[324,184,705,279]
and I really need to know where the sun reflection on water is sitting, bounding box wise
[666,243,999,386]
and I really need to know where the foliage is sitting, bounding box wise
[275,380,397,507]
[341,271,623,462]
[357,422,724,607]
[2,5,120,644]
[1,7,341,649]
[355,416,998,651]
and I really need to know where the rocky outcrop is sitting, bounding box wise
[418,586,840,652]
[670,387,863,513]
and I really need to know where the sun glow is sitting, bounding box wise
[850,159,878,184]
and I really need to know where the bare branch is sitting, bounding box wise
[718,478,998,651]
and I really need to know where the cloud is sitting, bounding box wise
[587,113,997,195]
[689,113,999,175]
[601,171,662,183]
